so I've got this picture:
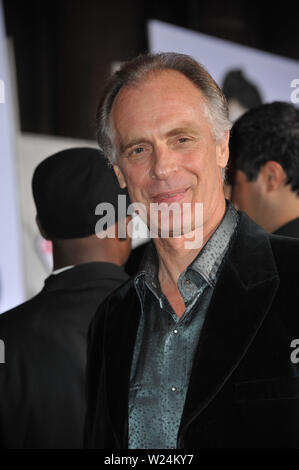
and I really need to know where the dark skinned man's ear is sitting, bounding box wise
[36,216,50,240]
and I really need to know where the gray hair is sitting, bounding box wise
[96,52,231,180]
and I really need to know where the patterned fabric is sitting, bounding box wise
[128,201,239,449]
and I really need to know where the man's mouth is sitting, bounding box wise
[150,187,190,203]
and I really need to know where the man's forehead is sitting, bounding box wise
[113,111,207,150]
[110,72,207,132]
[113,69,205,112]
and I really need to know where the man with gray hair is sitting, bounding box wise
[85,53,299,449]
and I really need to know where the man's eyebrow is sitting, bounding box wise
[119,124,200,153]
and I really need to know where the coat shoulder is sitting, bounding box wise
[0,293,43,333]
[269,233,299,276]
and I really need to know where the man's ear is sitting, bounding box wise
[113,164,127,189]
[260,161,286,192]
[216,131,230,168]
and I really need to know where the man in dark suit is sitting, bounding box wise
[229,102,299,238]
[85,53,299,449]
[0,147,131,448]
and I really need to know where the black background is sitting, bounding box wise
[3,0,298,140]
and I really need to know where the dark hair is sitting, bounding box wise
[229,101,299,195]
[31,147,130,239]
[222,69,262,110]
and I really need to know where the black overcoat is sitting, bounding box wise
[85,213,299,449]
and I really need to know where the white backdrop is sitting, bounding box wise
[0,0,24,312]
[14,133,149,301]
[148,20,299,105]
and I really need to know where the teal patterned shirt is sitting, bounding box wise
[129,201,239,449]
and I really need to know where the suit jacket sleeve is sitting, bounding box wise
[84,300,107,449]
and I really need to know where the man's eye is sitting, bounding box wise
[178,137,190,143]
[133,147,144,154]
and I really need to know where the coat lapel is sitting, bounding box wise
[102,213,280,448]
[178,213,280,445]
[104,285,141,448]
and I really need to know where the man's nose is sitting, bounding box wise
[150,145,178,180]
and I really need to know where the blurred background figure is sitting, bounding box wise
[220,70,262,199]
[222,69,263,122]
[229,102,299,237]
[221,69,263,200]
[0,147,131,449]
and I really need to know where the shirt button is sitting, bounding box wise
[171,386,177,392]
[173,329,178,334]
[185,279,190,285]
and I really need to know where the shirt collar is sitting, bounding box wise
[135,200,239,294]
[52,265,75,275]
[189,200,239,286]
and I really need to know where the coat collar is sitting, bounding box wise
[42,261,128,293]
[104,211,280,448]
[273,217,299,238]
[104,285,141,448]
